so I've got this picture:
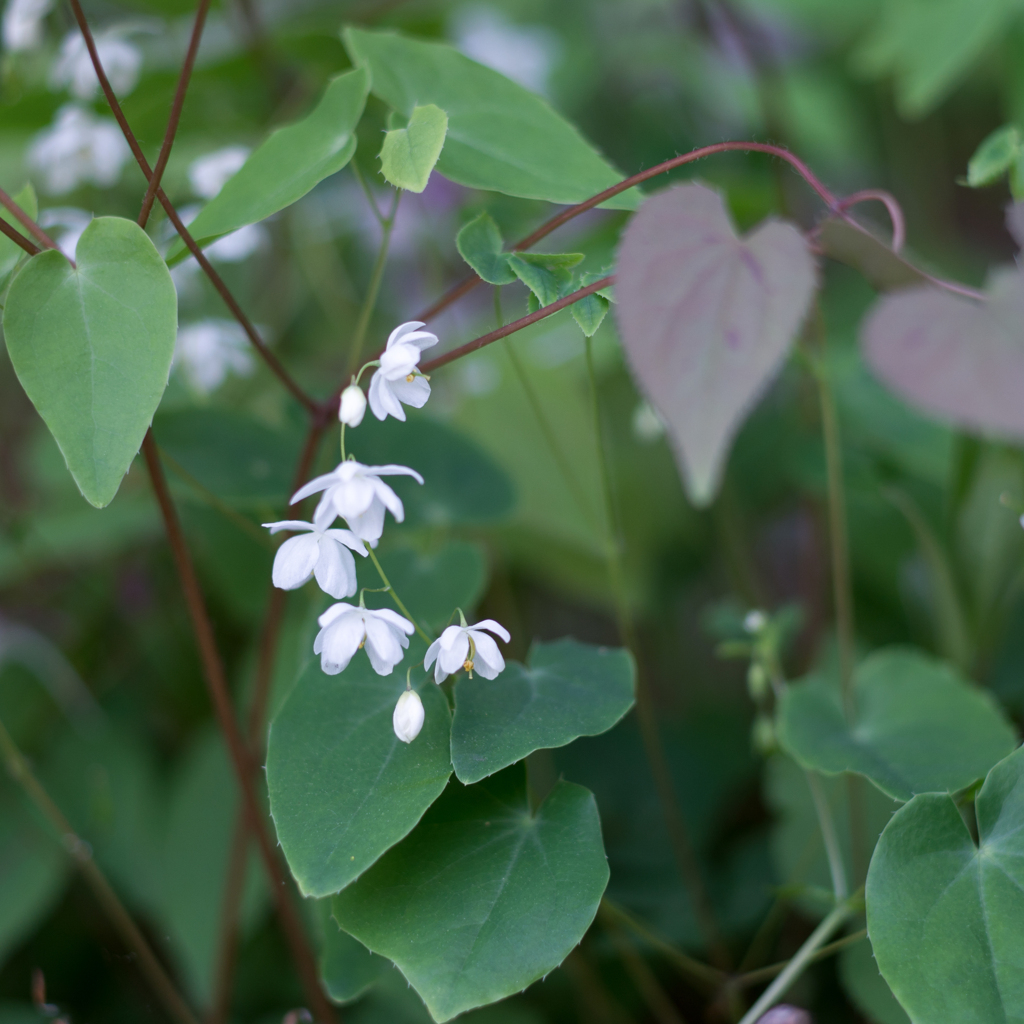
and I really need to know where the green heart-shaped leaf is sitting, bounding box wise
[332,767,609,1022]
[866,745,1024,1023]
[451,638,635,785]
[266,651,452,897]
[455,212,516,286]
[778,647,1017,802]
[3,217,177,507]
[379,103,448,193]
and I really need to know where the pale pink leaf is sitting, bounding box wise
[615,183,817,505]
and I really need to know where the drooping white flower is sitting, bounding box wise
[393,689,424,743]
[38,207,91,260]
[188,146,250,199]
[28,105,130,194]
[3,0,53,52]
[262,521,367,600]
[290,460,424,544]
[339,384,367,427]
[174,319,254,394]
[314,602,414,676]
[425,618,510,684]
[50,28,142,100]
[368,322,439,422]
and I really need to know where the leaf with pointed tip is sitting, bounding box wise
[616,183,816,505]
[967,124,1023,187]
[456,212,515,285]
[507,252,583,307]
[3,217,177,508]
[332,767,609,1022]
[379,103,448,193]
[818,219,928,292]
[312,899,387,1004]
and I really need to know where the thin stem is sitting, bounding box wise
[0,187,58,251]
[351,160,386,225]
[0,215,40,257]
[805,771,847,901]
[367,547,431,644]
[605,922,688,1024]
[733,929,867,990]
[834,190,905,252]
[208,815,249,1024]
[735,904,850,1024]
[0,714,201,1024]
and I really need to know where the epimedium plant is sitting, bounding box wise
[1,5,1024,1024]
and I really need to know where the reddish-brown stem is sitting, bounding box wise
[0,215,40,257]
[0,187,59,251]
[141,432,335,1024]
[209,815,249,1024]
[138,0,211,229]
[835,189,905,253]
[66,0,317,415]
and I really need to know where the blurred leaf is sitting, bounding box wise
[3,218,177,508]
[818,220,928,292]
[507,252,582,307]
[778,647,1017,801]
[266,650,451,897]
[343,27,640,209]
[839,936,911,1024]
[967,124,1023,187]
[866,746,1024,1021]
[167,68,369,262]
[0,183,36,285]
[378,103,448,193]
[451,638,635,784]
[616,183,816,505]
[456,212,516,285]
[332,767,609,1022]
[311,898,387,1004]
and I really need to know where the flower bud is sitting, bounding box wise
[339,384,367,427]
[393,689,424,743]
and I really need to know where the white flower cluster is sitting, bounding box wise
[266,323,508,744]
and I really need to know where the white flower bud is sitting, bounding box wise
[339,384,367,427]
[393,689,424,743]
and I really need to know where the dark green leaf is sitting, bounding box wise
[967,124,1022,187]
[451,638,635,784]
[379,103,448,193]
[455,213,516,286]
[507,252,583,308]
[332,767,609,1021]
[312,898,387,1004]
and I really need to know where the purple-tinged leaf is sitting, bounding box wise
[615,184,817,504]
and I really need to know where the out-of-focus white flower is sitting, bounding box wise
[174,319,254,394]
[205,223,265,262]
[262,520,367,599]
[744,610,767,634]
[38,207,91,260]
[291,460,424,544]
[28,105,130,194]
[393,688,424,743]
[314,602,414,676]
[339,384,367,427]
[368,322,439,422]
[425,618,510,684]
[453,7,560,94]
[188,146,250,199]
[3,0,53,51]
[50,28,142,100]
[632,401,666,442]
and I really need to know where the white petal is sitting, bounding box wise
[320,613,365,673]
[312,492,338,532]
[363,616,403,675]
[367,464,425,484]
[262,520,316,535]
[389,375,431,410]
[424,638,442,672]
[387,321,426,348]
[393,689,425,743]
[290,471,339,505]
[438,633,470,675]
[345,497,386,544]
[323,528,368,555]
[400,330,438,351]
[369,373,407,422]
[368,370,388,422]
[370,607,416,635]
[314,537,358,599]
[469,630,505,679]
[469,619,511,643]
[271,534,320,591]
[318,602,356,629]
[329,475,376,520]
[379,343,421,378]
[372,478,405,523]
[437,624,465,651]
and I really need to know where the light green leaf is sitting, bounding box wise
[332,767,609,1022]
[0,183,37,285]
[839,936,910,1024]
[455,212,516,286]
[167,68,369,263]
[866,745,1024,1023]
[967,124,1023,187]
[266,651,452,897]
[571,294,609,337]
[451,639,635,785]
[507,252,583,307]
[343,27,639,209]
[379,103,448,193]
[778,647,1017,802]
[312,898,387,1004]
[3,217,177,508]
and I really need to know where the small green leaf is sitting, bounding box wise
[312,898,387,1004]
[452,638,635,785]
[866,745,1024,1023]
[378,103,448,193]
[967,124,1022,187]
[167,68,369,263]
[3,217,178,508]
[455,212,516,285]
[571,294,609,337]
[266,651,452,897]
[0,183,37,284]
[778,647,1017,802]
[507,252,583,307]
[332,767,609,1022]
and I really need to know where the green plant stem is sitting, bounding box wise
[805,771,848,901]
[367,547,431,644]
[0,715,201,1024]
[351,159,386,225]
[605,921,689,1024]
[733,928,867,990]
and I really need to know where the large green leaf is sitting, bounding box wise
[3,217,177,508]
[866,745,1024,1023]
[379,104,448,193]
[343,28,639,210]
[778,647,1017,801]
[451,638,635,785]
[839,937,910,1024]
[167,68,368,263]
[266,651,452,897]
[312,898,387,1004]
[332,767,609,1022]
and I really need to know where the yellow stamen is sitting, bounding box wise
[406,373,415,382]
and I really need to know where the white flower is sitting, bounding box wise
[174,319,254,394]
[205,223,266,262]
[425,619,510,684]
[314,602,414,676]
[339,384,367,427]
[744,610,767,634]
[262,521,367,600]
[290,460,424,544]
[368,322,439,422]
[50,28,142,100]
[28,105,130,194]
[38,207,91,260]
[3,0,53,51]
[393,689,425,743]
[188,146,250,199]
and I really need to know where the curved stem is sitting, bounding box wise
[367,547,431,644]
[834,189,905,253]
[805,771,848,901]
